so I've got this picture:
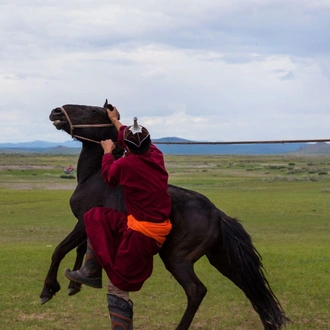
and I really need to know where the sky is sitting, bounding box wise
[1,0,330,143]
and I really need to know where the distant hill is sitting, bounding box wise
[155,142,308,155]
[0,139,329,155]
[0,140,82,154]
[153,137,192,143]
[0,140,82,149]
[294,142,330,155]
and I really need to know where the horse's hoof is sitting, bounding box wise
[40,296,52,305]
[68,286,81,296]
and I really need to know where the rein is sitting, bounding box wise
[60,106,114,144]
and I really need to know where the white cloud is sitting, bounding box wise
[0,0,330,143]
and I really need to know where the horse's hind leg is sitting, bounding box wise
[206,246,239,284]
[166,260,207,330]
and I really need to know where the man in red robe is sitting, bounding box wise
[65,105,172,329]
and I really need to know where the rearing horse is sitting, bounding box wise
[41,100,288,330]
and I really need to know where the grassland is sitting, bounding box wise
[0,153,330,329]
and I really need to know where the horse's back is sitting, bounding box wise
[160,185,224,263]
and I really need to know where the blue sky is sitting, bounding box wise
[1,0,330,143]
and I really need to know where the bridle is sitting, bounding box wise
[60,106,114,144]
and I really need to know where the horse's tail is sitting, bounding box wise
[220,214,289,330]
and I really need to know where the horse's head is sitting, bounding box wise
[49,100,119,144]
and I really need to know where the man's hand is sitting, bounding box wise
[107,106,119,123]
[101,139,116,154]
[106,106,122,131]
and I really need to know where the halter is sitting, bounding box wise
[60,106,114,144]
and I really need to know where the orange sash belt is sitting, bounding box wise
[127,214,172,245]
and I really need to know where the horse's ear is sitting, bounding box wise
[103,99,114,111]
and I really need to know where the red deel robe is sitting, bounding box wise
[84,126,171,291]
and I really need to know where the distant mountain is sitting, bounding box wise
[0,139,329,155]
[0,140,82,149]
[294,142,330,154]
[156,142,308,155]
[153,137,192,143]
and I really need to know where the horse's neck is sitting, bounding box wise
[77,143,103,183]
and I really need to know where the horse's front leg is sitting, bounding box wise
[165,260,207,330]
[67,240,87,296]
[40,221,86,304]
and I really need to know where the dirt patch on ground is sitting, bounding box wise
[0,163,76,190]
[0,182,76,190]
[0,165,59,172]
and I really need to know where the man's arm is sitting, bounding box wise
[101,152,119,187]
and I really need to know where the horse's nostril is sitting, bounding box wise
[53,108,63,115]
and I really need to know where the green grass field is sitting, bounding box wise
[0,153,329,329]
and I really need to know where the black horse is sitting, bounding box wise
[41,100,288,330]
